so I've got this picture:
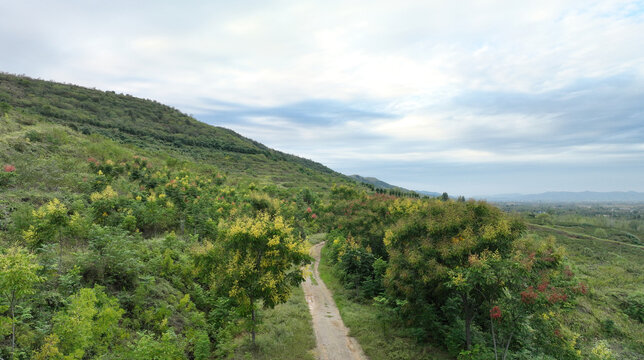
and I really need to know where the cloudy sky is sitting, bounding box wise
[2,0,643,196]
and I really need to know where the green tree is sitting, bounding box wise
[193,212,310,346]
[130,330,186,360]
[0,246,43,356]
[384,199,524,350]
[23,198,70,273]
[36,286,125,359]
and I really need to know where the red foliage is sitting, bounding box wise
[490,306,502,321]
[521,286,538,304]
[87,157,99,165]
[311,213,318,219]
[574,282,588,295]
[2,164,15,172]
[537,281,549,292]
[564,266,574,278]
[306,207,312,213]
[547,291,567,304]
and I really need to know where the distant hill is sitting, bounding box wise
[0,72,350,189]
[349,175,402,189]
[482,191,644,203]
[349,175,441,198]
[415,190,442,198]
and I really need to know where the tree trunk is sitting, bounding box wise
[251,305,256,347]
[250,299,255,348]
[502,332,514,360]
[490,318,498,360]
[463,294,472,350]
[10,293,15,356]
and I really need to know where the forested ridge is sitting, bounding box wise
[0,74,641,359]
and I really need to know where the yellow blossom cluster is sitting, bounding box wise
[90,186,118,202]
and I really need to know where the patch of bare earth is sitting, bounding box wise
[302,242,369,360]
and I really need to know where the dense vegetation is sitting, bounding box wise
[321,195,643,359]
[0,77,327,358]
[0,73,641,359]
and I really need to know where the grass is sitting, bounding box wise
[530,225,644,359]
[318,244,453,360]
[530,223,644,249]
[233,286,316,360]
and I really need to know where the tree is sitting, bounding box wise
[36,286,125,359]
[193,212,310,346]
[384,200,524,350]
[23,198,70,273]
[0,246,43,355]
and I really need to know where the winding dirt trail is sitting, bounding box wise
[302,242,369,360]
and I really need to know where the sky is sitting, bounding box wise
[1,0,643,196]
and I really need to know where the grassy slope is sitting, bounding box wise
[530,225,644,359]
[317,244,452,360]
[0,98,318,358]
[0,72,351,191]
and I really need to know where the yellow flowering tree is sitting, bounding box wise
[193,212,310,345]
[384,200,524,351]
[23,198,69,249]
[23,198,70,273]
[0,246,43,356]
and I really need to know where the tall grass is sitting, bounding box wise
[233,286,316,360]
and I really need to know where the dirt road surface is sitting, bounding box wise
[302,242,369,360]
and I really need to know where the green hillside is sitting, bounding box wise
[0,73,640,360]
[0,72,349,190]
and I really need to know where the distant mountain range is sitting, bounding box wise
[348,174,643,203]
[480,191,644,203]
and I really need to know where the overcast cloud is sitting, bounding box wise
[1,0,643,195]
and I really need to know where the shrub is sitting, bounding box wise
[0,164,17,187]
[623,292,644,323]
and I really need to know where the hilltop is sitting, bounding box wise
[0,72,349,190]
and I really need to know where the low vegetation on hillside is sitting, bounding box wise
[0,74,641,359]
[0,103,324,358]
[0,73,350,190]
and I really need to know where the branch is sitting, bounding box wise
[502,331,514,360]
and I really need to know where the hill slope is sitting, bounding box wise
[349,175,401,189]
[0,72,349,189]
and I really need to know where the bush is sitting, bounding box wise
[457,345,494,360]
[623,292,644,323]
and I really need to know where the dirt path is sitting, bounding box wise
[302,242,369,360]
